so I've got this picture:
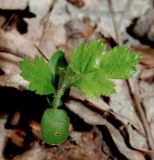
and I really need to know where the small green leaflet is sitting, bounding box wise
[20,56,55,95]
[48,50,67,82]
[73,73,116,98]
[70,40,105,74]
[70,40,140,98]
[100,46,140,79]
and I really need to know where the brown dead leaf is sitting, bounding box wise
[131,46,154,66]
[29,0,53,20]
[0,29,38,59]
[0,119,8,160]
[67,0,85,8]
[13,143,46,160]
[0,0,28,10]
[66,87,154,159]
[0,52,21,74]
[11,130,24,147]
[109,80,145,137]
[24,18,43,43]
[29,120,42,140]
[82,24,96,41]
[65,99,147,160]
[0,74,29,90]
[39,24,66,59]
[10,112,21,126]
[0,15,6,27]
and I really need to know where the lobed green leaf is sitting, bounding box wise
[20,56,55,95]
[70,40,105,74]
[100,46,140,79]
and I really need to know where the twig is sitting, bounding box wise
[33,0,57,61]
[1,14,15,30]
[34,44,49,61]
[152,0,154,7]
[107,0,122,45]
[39,0,57,46]
[126,79,154,150]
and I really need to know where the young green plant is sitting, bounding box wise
[19,40,140,145]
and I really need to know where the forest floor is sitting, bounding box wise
[0,0,154,160]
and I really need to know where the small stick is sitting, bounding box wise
[126,79,154,150]
[34,44,49,61]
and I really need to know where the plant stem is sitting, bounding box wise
[52,67,79,109]
[52,81,67,109]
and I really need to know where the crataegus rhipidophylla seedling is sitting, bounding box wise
[19,40,140,145]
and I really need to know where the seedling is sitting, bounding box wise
[19,40,140,145]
